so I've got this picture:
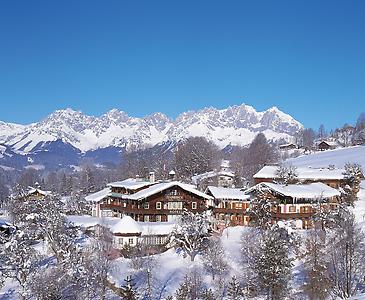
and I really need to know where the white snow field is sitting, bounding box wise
[286,146,365,169]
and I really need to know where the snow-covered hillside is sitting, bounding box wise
[286,146,365,169]
[0,104,303,153]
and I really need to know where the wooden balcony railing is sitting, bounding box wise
[100,203,206,215]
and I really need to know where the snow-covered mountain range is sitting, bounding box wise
[1,104,302,152]
[0,104,303,170]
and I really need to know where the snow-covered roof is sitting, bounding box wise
[253,165,345,180]
[246,182,341,199]
[110,216,142,234]
[67,215,175,236]
[85,187,111,202]
[140,222,176,236]
[129,181,213,200]
[87,180,212,203]
[192,170,235,184]
[107,178,154,190]
[220,160,231,168]
[206,186,249,200]
[279,143,296,148]
[26,186,51,196]
[0,218,12,228]
[67,215,122,228]
[317,140,338,147]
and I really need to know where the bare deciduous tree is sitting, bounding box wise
[173,137,220,181]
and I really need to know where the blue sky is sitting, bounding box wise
[0,0,364,130]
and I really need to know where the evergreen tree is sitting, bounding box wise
[120,276,139,300]
[302,228,332,300]
[253,225,294,300]
[226,276,245,300]
[202,238,228,280]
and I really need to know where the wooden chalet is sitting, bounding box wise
[278,143,297,150]
[245,182,341,229]
[21,186,51,201]
[253,165,346,189]
[317,140,338,151]
[87,178,213,222]
[110,216,142,249]
[205,186,250,229]
[67,215,174,250]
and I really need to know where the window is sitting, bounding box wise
[301,206,311,213]
[289,206,296,213]
[118,238,124,244]
[168,202,183,210]
[168,189,179,196]
[129,238,134,245]
[144,202,149,209]
[144,215,150,222]
[235,203,243,209]
[192,202,197,209]
[156,215,161,222]
[156,202,162,209]
[101,210,113,217]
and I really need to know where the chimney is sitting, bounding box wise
[149,172,155,183]
[169,170,176,181]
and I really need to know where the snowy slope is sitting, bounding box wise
[286,146,365,170]
[0,104,303,154]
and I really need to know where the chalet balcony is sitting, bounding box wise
[100,203,205,215]
[213,208,248,214]
[271,212,313,219]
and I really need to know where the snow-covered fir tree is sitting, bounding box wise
[170,210,210,261]
[202,238,228,280]
[120,275,139,300]
[226,276,245,300]
[252,225,295,300]
[301,227,332,300]
[327,209,365,298]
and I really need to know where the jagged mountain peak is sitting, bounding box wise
[102,109,130,123]
[0,103,303,154]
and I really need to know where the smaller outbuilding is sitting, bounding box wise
[317,140,339,151]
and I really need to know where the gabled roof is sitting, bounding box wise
[279,143,297,148]
[86,180,213,203]
[107,178,154,190]
[245,182,341,199]
[129,181,213,200]
[26,186,51,197]
[318,140,339,147]
[110,216,142,234]
[85,187,111,202]
[253,165,345,180]
[206,186,249,201]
